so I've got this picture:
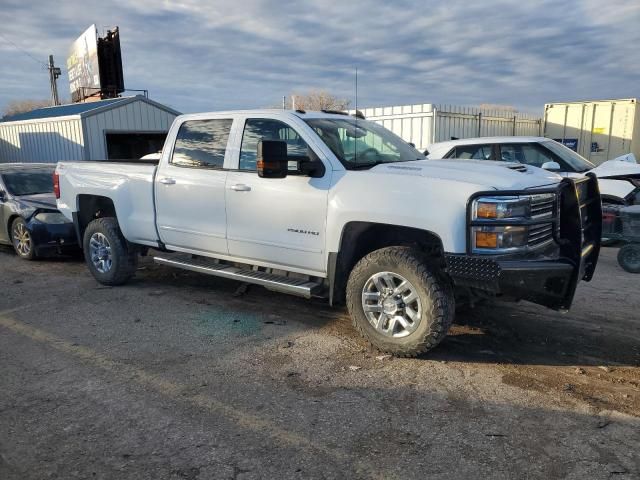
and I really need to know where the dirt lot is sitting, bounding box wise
[1,246,639,479]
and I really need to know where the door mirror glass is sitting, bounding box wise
[257,140,288,178]
[541,161,561,171]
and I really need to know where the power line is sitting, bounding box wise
[0,32,48,69]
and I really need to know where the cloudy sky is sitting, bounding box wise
[0,0,638,115]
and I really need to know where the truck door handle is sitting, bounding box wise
[230,184,251,192]
[159,177,176,185]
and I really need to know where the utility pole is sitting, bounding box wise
[282,96,286,110]
[48,55,61,106]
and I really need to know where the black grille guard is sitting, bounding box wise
[558,173,602,282]
[447,174,602,311]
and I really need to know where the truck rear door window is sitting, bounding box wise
[171,119,233,169]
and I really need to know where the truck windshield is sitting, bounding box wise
[2,171,54,196]
[542,140,595,173]
[305,117,425,169]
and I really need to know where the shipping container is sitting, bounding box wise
[543,98,640,165]
[349,104,542,151]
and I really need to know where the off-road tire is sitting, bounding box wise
[83,217,138,285]
[11,217,36,260]
[617,244,640,274]
[346,246,455,357]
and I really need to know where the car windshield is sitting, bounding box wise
[542,140,595,173]
[2,171,54,196]
[304,117,425,169]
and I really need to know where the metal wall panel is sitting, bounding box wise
[353,104,541,151]
[84,100,178,159]
[0,117,85,163]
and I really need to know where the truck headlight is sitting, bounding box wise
[470,193,556,254]
[474,196,530,220]
[473,225,528,250]
[34,212,69,224]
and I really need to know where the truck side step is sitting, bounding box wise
[153,254,323,298]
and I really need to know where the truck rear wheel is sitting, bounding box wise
[83,217,138,285]
[346,246,454,357]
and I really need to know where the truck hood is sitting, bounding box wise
[371,159,562,190]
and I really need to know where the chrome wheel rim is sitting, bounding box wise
[361,272,422,338]
[89,233,112,273]
[12,222,32,256]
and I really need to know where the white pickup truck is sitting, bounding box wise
[55,110,602,356]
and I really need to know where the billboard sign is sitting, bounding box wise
[98,28,125,95]
[67,25,101,102]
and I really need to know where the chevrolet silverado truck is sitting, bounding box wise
[55,110,602,357]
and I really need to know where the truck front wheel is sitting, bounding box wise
[83,217,138,285]
[346,246,454,357]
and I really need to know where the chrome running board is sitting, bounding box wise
[153,254,322,298]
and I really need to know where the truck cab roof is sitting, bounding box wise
[174,109,358,122]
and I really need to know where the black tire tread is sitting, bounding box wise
[346,246,454,357]
[83,217,137,285]
[617,244,640,274]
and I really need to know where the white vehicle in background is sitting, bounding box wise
[56,111,602,357]
[140,151,162,161]
[426,137,640,206]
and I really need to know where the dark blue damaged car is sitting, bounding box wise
[0,164,78,260]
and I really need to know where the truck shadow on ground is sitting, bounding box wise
[3,246,637,369]
[437,302,640,368]
[133,258,639,369]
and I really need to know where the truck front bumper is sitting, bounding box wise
[445,255,581,310]
[445,176,602,311]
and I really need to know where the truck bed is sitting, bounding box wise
[56,161,160,246]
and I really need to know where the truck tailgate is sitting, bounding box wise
[56,161,159,245]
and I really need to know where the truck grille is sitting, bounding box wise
[528,223,554,247]
[527,193,556,248]
[530,193,555,219]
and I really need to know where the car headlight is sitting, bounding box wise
[34,212,69,224]
[470,193,556,254]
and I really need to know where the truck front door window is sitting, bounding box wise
[171,119,232,169]
[240,119,311,172]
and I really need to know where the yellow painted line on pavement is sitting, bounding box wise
[0,314,387,480]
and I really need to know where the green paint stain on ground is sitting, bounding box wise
[193,307,264,338]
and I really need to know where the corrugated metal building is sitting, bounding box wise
[351,104,542,151]
[0,96,180,163]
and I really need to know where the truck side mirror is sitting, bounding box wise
[257,140,288,179]
[541,161,561,171]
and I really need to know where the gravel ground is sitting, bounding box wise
[0,245,639,479]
